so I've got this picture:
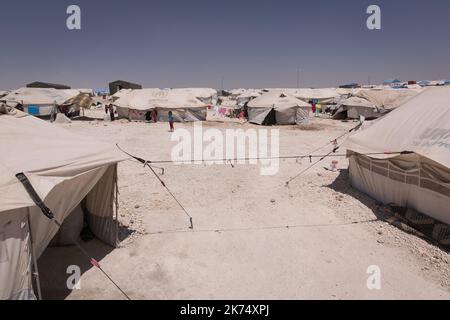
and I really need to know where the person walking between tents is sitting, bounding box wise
[168,111,175,132]
[109,104,115,122]
[152,109,158,123]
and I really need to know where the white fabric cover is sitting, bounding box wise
[345,87,450,224]
[1,88,80,106]
[0,112,128,300]
[247,92,311,125]
[353,88,421,110]
[114,89,208,122]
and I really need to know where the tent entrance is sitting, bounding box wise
[262,108,276,126]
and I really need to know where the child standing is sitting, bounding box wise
[168,111,175,132]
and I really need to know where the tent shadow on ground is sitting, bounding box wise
[325,169,450,253]
[38,224,134,300]
[324,169,390,222]
[71,116,102,122]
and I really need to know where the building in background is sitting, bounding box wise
[26,82,71,90]
[339,83,361,89]
[109,80,143,95]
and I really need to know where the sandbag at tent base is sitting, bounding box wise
[348,153,450,226]
[384,206,450,250]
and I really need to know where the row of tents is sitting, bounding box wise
[0,86,427,125]
[111,87,424,125]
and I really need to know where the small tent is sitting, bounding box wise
[344,87,450,226]
[247,92,311,125]
[0,109,128,300]
[332,96,378,119]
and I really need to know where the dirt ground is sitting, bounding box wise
[38,110,450,300]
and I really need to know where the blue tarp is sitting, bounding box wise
[383,79,401,84]
[28,105,39,116]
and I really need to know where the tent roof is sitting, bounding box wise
[353,88,421,110]
[340,96,375,108]
[344,87,450,169]
[0,112,128,212]
[1,88,81,106]
[264,88,341,101]
[113,89,207,110]
[171,88,217,98]
[248,91,311,109]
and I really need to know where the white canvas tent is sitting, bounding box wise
[344,87,450,225]
[1,88,85,118]
[236,90,262,106]
[247,92,311,125]
[0,109,128,300]
[114,89,208,122]
[333,96,379,119]
[333,88,421,119]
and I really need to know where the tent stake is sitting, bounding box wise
[27,212,42,300]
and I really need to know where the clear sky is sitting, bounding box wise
[0,0,449,90]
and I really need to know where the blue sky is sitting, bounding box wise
[0,0,449,89]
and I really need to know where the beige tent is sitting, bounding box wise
[0,110,128,300]
[1,88,87,118]
[113,89,208,122]
[333,88,421,119]
[247,92,311,125]
[345,87,450,225]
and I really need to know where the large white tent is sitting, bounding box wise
[0,108,128,300]
[247,92,311,125]
[113,89,208,122]
[333,88,421,119]
[1,88,87,118]
[345,87,450,225]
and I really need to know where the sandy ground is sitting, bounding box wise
[38,110,450,300]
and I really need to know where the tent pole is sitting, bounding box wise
[27,212,42,300]
[115,165,119,247]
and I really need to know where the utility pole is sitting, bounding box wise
[221,76,225,91]
[297,68,301,88]
[368,75,371,86]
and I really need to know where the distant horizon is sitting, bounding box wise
[1,0,450,90]
[3,79,445,92]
